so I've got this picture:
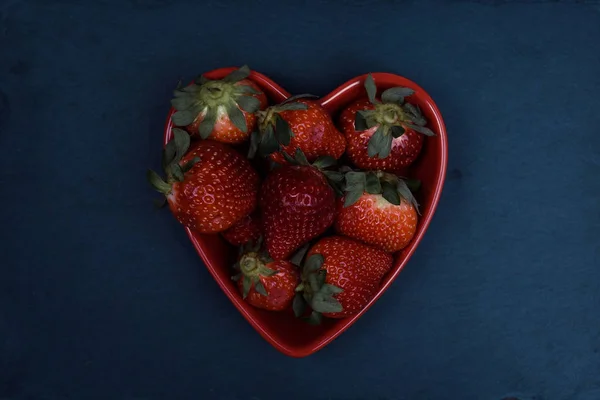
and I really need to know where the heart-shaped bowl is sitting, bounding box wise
[163,67,448,357]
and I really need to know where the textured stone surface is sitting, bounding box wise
[1,0,599,399]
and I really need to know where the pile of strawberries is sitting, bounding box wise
[148,66,435,324]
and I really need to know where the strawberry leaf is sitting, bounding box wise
[294,148,310,166]
[162,140,177,170]
[226,103,247,133]
[269,160,281,170]
[173,128,190,162]
[343,171,367,207]
[242,275,251,299]
[311,291,343,313]
[304,254,324,273]
[323,172,344,196]
[316,270,327,289]
[293,293,306,317]
[320,283,343,295]
[274,114,293,146]
[259,266,278,277]
[281,150,296,164]
[312,156,337,170]
[406,123,435,136]
[391,125,405,138]
[355,111,369,131]
[254,280,268,296]
[259,124,279,156]
[198,109,216,139]
[381,86,414,104]
[365,172,382,194]
[278,102,308,112]
[364,74,378,104]
[181,156,200,173]
[344,190,363,207]
[308,273,321,292]
[147,169,171,194]
[281,93,318,105]
[183,85,201,94]
[235,84,259,95]
[171,163,184,182]
[396,179,420,211]
[247,131,259,159]
[236,95,261,113]
[381,181,400,205]
[172,109,196,126]
[403,103,427,126]
[367,126,392,159]
[223,65,250,83]
[290,244,310,267]
[170,96,195,110]
[304,311,323,325]
[323,170,343,183]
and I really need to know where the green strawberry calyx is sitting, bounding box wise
[293,253,344,325]
[170,65,264,138]
[342,170,421,212]
[231,238,278,299]
[249,94,317,158]
[355,73,435,159]
[146,128,200,203]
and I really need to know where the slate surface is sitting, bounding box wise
[1,0,599,399]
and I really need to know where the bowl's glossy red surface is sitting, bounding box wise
[163,67,448,357]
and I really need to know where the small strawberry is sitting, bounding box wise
[170,65,268,144]
[259,149,342,261]
[232,240,299,311]
[147,129,260,233]
[293,236,393,322]
[335,170,419,253]
[250,96,346,163]
[339,74,435,173]
[221,212,262,246]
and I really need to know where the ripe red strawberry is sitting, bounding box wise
[147,130,260,233]
[259,150,341,260]
[250,97,346,163]
[232,241,299,311]
[221,212,262,246]
[170,65,268,144]
[335,170,419,253]
[339,74,435,173]
[294,236,393,321]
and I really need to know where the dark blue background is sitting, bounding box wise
[1,0,599,399]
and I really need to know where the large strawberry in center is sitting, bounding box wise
[258,150,340,260]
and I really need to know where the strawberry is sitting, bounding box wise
[250,96,346,163]
[147,129,260,233]
[293,236,393,321]
[232,241,299,311]
[335,170,419,253]
[258,150,342,261]
[170,65,268,144]
[222,212,262,246]
[339,74,435,173]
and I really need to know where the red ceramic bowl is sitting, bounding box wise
[163,67,448,357]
